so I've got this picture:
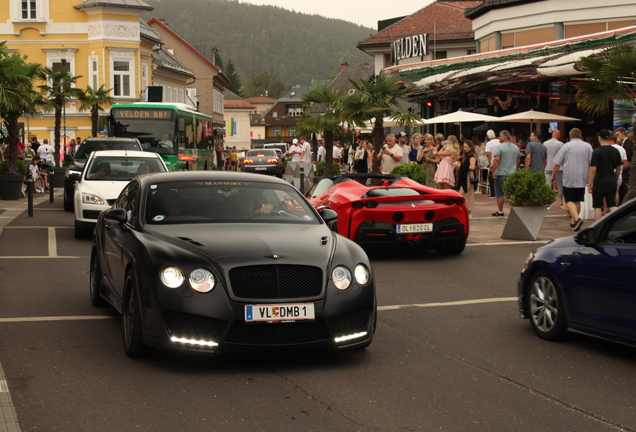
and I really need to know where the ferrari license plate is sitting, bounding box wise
[397,223,433,234]
[245,303,315,322]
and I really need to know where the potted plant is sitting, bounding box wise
[390,163,429,186]
[0,160,28,200]
[501,170,556,240]
[0,42,43,200]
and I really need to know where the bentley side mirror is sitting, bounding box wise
[319,208,338,225]
[104,208,127,224]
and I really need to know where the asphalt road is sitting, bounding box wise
[1,199,635,432]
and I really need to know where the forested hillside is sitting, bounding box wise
[143,0,374,89]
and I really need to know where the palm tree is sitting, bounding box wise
[37,66,83,166]
[0,43,43,175]
[78,85,114,137]
[575,43,636,200]
[343,75,421,173]
[297,86,344,176]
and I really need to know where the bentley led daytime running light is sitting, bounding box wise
[160,267,184,288]
[170,336,218,347]
[334,332,368,343]
[332,266,352,290]
[354,264,370,285]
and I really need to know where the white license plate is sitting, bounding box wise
[396,223,433,234]
[245,303,315,322]
[255,167,267,171]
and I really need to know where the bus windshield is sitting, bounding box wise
[112,117,176,155]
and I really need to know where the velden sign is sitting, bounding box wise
[390,34,429,65]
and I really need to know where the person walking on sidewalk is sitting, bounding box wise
[551,128,592,231]
[588,129,622,221]
[490,130,520,217]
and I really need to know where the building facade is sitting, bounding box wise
[223,89,254,151]
[0,0,196,152]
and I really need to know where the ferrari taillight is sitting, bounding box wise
[352,201,378,209]
[443,197,464,205]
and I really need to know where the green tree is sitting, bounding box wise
[225,59,242,96]
[37,66,83,166]
[343,75,421,173]
[575,43,636,200]
[297,86,343,176]
[241,69,287,98]
[78,85,114,137]
[0,42,43,175]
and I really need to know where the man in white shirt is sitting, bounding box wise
[544,129,564,207]
[37,139,55,167]
[299,136,312,162]
[289,138,302,162]
[333,141,342,162]
[484,129,500,197]
[316,140,326,162]
[377,134,402,174]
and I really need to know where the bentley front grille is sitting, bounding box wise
[228,265,323,300]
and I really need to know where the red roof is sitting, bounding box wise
[358,1,482,47]
[225,100,256,109]
[244,96,277,104]
[147,18,220,73]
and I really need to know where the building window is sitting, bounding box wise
[179,89,183,104]
[173,88,178,103]
[141,61,148,100]
[287,107,303,117]
[434,51,447,60]
[22,0,36,19]
[273,127,282,137]
[288,127,297,137]
[166,86,172,102]
[89,57,98,90]
[113,60,131,97]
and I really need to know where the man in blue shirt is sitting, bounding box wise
[491,130,520,216]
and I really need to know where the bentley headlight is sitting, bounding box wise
[332,266,352,290]
[160,267,184,288]
[82,193,105,205]
[189,268,215,293]
[354,264,370,285]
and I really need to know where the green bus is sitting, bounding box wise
[102,102,217,171]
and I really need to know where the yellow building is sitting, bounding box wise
[1,0,194,154]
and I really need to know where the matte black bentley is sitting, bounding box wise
[90,171,376,357]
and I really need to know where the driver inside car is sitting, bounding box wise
[234,191,274,219]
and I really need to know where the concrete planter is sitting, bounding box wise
[501,206,547,241]
[0,175,25,200]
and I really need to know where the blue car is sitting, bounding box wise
[518,197,636,345]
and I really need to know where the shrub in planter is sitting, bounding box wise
[315,160,340,176]
[0,160,27,176]
[502,170,555,207]
[390,163,428,186]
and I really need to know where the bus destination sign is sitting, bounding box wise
[113,109,175,120]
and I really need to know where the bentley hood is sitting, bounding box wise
[144,223,336,269]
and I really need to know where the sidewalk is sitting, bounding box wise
[468,190,576,244]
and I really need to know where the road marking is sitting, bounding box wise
[378,297,517,311]
[467,241,550,246]
[2,226,73,229]
[48,227,57,257]
[0,315,112,323]
[0,256,81,259]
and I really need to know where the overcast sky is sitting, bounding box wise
[239,0,435,29]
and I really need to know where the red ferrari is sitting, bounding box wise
[306,174,469,255]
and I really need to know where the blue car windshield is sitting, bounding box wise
[145,181,319,225]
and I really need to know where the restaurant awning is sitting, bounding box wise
[384,25,636,100]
